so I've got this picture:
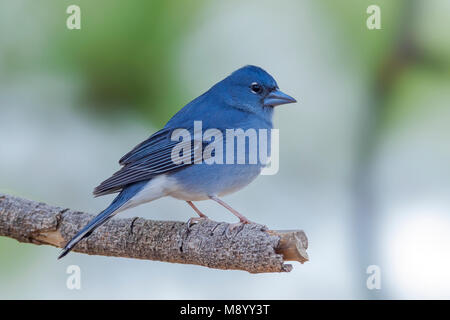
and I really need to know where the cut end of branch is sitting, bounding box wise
[269,229,309,264]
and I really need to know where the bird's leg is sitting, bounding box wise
[209,196,253,233]
[187,201,208,218]
[186,201,209,229]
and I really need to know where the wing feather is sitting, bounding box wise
[94,127,211,196]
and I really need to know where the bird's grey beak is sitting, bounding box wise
[263,89,297,107]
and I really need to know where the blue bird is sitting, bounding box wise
[58,65,296,259]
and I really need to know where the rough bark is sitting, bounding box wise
[0,193,308,273]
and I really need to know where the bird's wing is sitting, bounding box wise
[119,127,173,165]
[93,127,208,196]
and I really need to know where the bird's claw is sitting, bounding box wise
[225,219,251,237]
[186,216,209,231]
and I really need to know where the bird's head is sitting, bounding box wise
[215,65,297,116]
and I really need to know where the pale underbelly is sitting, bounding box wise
[167,163,262,201]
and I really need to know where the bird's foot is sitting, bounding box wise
[186,216,210,231]
[225,218,252,237]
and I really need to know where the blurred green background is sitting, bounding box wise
[1,0,449,299]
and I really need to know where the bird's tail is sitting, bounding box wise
[58,181,147,259]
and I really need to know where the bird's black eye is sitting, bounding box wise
[250,82,263,94]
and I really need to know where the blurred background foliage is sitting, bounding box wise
[3,0,205,125]
[0,0,449,299]
[56,0,205,124]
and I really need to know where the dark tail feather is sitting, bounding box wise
[57,206,117,259]
[58,181,148,259]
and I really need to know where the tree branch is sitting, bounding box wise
[0,193,308,273]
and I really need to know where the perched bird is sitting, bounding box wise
[58,65,296,258]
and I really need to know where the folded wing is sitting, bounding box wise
[94,127,205,196]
